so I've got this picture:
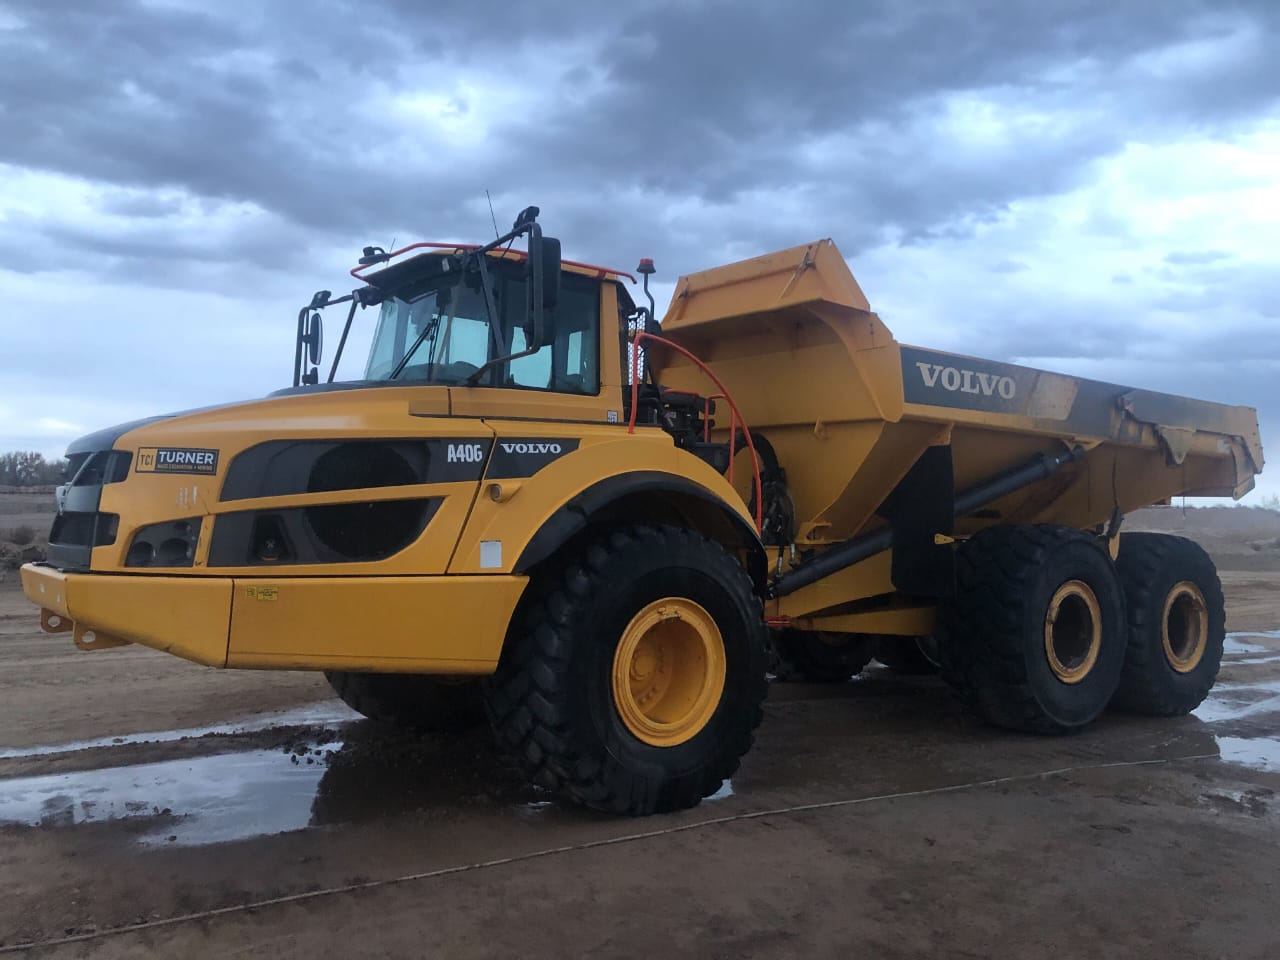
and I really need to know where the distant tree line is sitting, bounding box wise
[0,451,69,486]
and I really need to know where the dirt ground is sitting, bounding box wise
[0,504,1277,958]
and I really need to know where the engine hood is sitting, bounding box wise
[74,384,453,463]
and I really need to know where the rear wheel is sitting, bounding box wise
[772,630,876,682]
[483,524,767,815]
[937,525,1125,734]
[875,636,940,675]
[324,671,485,733]
[1112,533,1225,715]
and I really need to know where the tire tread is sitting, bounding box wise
[484,523,767,815]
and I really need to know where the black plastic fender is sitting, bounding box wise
[514,471,767,592]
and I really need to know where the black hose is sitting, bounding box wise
[769,446,1086,599]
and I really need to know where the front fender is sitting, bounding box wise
[449,428,764,586]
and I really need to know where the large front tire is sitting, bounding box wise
[937,525,1126,734]
[1112,533,1225,715]
[483,524,768,815]
[324,671,485,733]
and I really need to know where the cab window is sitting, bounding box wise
[504,274,599,395]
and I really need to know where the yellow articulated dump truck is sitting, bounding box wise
[21,207,1263,815]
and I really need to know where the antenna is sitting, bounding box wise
[485,190,500,240]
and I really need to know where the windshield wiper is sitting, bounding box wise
[387,318,437,380]
[389,285,457,380]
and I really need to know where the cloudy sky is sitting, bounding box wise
[0,0,1275,501]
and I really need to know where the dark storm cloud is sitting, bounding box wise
[897,253,1280,366]
[1,0,1277,277]
[0,0,1277,494]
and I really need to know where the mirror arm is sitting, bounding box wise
[475,254,504,363]
[464,342,541,386]
[463,215,548,386]
[464,232,549,386]
[327,295,360,383]
[527,221,544,351]
[293,305,310,387]
[474,221,530,258]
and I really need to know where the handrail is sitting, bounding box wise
[349,242,637,283]
[627,332,764,534]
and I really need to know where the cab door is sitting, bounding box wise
[448,273,625,426]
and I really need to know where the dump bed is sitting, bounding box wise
[652,240,1264,555]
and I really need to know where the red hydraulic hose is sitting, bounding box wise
[627,331,764,534]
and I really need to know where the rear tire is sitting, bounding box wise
[483,524,768,815]
[937,525,1125,734]
[324,671,485,733]
[1112,533,1225,716]
[875,636,940,675]
[772,630,875,682]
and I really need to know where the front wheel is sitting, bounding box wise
[483,524,768,815]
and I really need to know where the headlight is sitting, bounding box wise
[124,518,201,568]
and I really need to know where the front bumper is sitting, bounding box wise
[20,563,528,673]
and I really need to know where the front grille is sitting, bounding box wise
[46,511,118,572]
[46,447,129,571]
[49,512,119,548]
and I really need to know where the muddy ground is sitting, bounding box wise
[0,507,1277,958]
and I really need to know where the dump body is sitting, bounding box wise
[651,240,1263,631]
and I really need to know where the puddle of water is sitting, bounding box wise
[1206,788,1250,804]
[1224,633,1276,656]
[707,779,734,801]
[1215,736,1280,773]
[0,702,360,760]
[0,743,341,846]
[1194,693,1280,724]
[1193,679,1280,724]
[0,721,557,846]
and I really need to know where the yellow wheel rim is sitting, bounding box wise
[1162,581,1208,673]
[1044,580,1102,684]
[612,598,727,747]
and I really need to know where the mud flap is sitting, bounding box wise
[882,445,955,598]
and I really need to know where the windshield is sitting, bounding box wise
[360,262,601,394]
[363,283,494,384]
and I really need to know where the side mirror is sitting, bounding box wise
[525,229,561,349]
[538,236,561,310]
[303,312,323,366]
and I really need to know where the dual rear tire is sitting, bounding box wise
[875,636,941,675]
[938,525,1224,733]
[771,630,876,682]
[1112,533,1225,715]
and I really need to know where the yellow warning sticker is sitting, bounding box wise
[245,585,278,601]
